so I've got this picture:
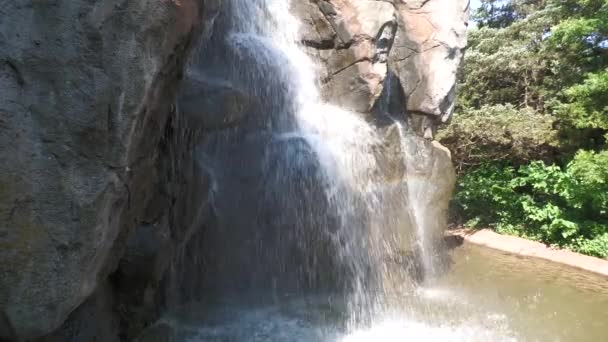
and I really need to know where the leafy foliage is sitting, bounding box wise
[454,151,608,258]
[446,0,608,258]
[559,70,608,131]
[474,0,548,29]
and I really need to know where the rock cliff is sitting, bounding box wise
[298,0,469,136]
[0,0,468,340]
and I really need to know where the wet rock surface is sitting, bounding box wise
[0,0,467,340]
[293,0,463,257]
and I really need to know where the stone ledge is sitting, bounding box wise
[447,228,608,278]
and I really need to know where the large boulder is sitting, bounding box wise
[0,0,211,339]
[390,0,470,136]
[296,0,398,113]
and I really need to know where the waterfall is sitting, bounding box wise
[160,2,523,341]
[225,0,388,317]
[180,0,442,330]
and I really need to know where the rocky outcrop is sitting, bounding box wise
[297,0,397,113]
[391,0,470,137]
[299,0,469,136]
[295,0,464,255]
[0,0,467,340]
[0,0,216,340]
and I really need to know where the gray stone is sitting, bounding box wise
[294,0,337,46]
[178,73,253,130]
[0,0,212,339]
[322,60,383,113]
[35,283,121,342]
[403,137,457,245]
[134,322,177,342]
[352,1,397,39]
[295,0,465,267]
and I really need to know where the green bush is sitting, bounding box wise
[559,70,608,131]
[453,150,608,258]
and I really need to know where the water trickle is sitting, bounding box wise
[394,121,441,279]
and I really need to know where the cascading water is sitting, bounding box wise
[184,0,397,303]
[168,0,517,341]
[227,0,418,322]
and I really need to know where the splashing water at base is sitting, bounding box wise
[340,319,514,342]
[172,296,516,342]
[170,244,608,341]
[178,311,514,342]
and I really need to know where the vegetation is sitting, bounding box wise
[440,0,608,258]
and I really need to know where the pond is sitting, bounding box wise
[170,243,608,341]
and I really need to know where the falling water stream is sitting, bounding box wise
[166,1,608,341]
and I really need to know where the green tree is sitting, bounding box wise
[443,0,608,258]
[474,0,548,29]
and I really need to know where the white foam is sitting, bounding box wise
[340,318,518,342]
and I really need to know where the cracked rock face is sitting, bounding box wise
[297,0,398,113]
[390,0,470,129]
[297,0,469,131]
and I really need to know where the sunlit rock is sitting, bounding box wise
[390,0,470,133]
